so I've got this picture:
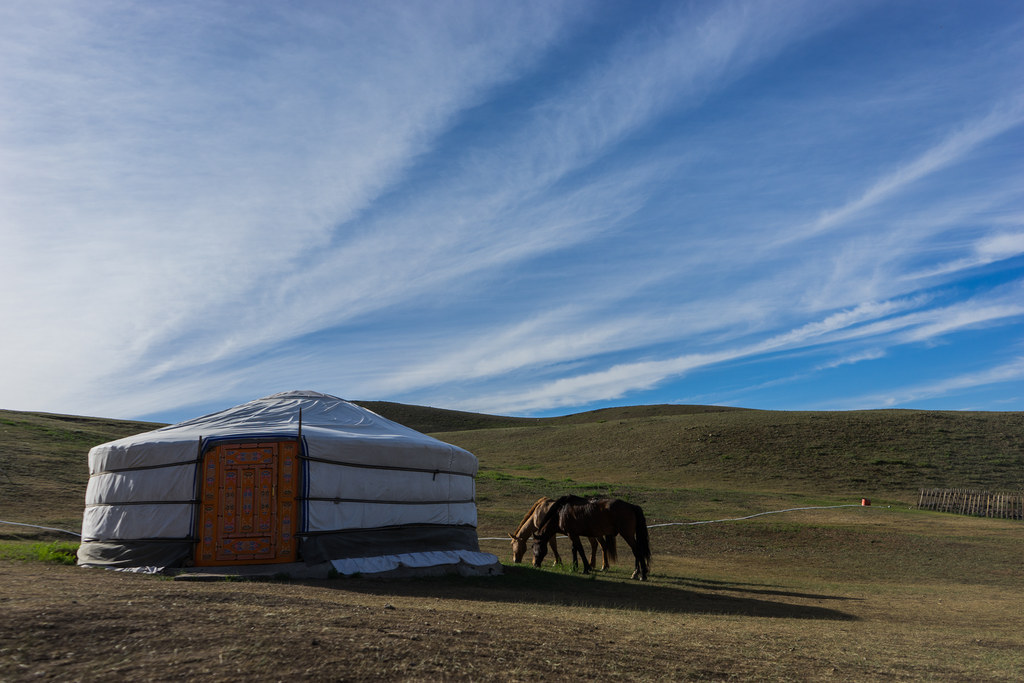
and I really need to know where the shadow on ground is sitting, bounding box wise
[296,564,859,621]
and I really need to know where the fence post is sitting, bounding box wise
[918,488,1024,520]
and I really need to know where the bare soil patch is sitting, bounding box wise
[1,559,849,681]
[4,532,1023,682]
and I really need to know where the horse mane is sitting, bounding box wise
[532,494,617,539]
[513,497,550,538]
[534,495,577,536]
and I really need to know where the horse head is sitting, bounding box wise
[508,532,528,563]
[530,495,576,566]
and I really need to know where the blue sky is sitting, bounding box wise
[2,0,1022,423]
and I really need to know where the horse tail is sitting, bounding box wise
[632,504,652,568]
[604,534,617,563]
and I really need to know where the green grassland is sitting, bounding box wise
[437,406,1024,536]
[0,410,163,534]
[365,401,1024,498]
[3,404,1021,537]
[2,403,1022,680]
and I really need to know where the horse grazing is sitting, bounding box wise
[533,496,651,580]
[508,496,612,570]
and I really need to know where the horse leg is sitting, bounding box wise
[604,534,617,570]
[631,505,650,580]
[593,537,610,571]
[620,530,644,580]
[588,537,600,570]
[549,538,562,566]
[569,534,591,574]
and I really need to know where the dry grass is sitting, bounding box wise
[443,409,1024,500]
[1,404,1023,680]
[4,508,1022,680]
[0,410,162,532]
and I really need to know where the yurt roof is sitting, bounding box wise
[89,391,476,473]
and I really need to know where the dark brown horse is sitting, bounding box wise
[533,496,650,580]
[508,497,611,569]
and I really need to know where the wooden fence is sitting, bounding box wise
[917,488,1024,520]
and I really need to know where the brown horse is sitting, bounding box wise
[533,496,650,580]
[508,496,612,570]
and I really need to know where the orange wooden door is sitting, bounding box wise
[195,440,299,566]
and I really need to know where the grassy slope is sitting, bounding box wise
[440,408,1024,497]
[2,403,1021,536]
[355,400,748,433]
[0,410,164,533]
[366,400,1024,502]
[2,403,1023,679]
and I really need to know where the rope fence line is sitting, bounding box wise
[479,503,871,541]
[647,503,865,529]
[0,520,81,537]
[5,504,880,542]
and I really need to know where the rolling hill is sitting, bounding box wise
[3,401,1022,682]
[1,403,1021,537]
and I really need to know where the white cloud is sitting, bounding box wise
[847,356,1024,409]
[1,1,1022,419]
[0,2,585,412]
[8,0,859,414]
[977,232,1024,259]
[781,95,1024,244]
[815,349,886,371]
[456,289,1024,415]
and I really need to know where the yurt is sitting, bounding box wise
[77,391,500,577]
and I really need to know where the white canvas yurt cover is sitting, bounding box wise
[78,391,499,576]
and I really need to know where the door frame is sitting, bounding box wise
[194,437,301,566]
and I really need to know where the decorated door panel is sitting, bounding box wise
[195,440,299,566]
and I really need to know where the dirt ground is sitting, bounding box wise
[4,509,1024,681]
[5,554,1023,682]
[1,560,706,681]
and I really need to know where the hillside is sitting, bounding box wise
[3,402,1023,682]
[2,404,1022,537]
[354,400,746,433]
[0,410,164,535]
[435,408,1024,499]
[357,401,1024,499]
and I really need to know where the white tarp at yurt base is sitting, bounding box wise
[78,391,500,577]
